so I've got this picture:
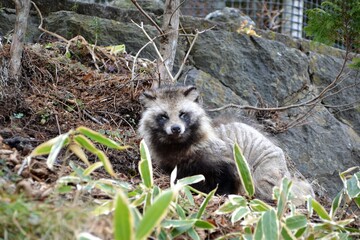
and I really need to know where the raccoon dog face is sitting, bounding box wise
[139,86,206,144]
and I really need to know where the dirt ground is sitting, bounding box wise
[0,40,155,174]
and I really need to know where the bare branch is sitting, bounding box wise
[9,0,31,80]
[132,20,174,83]
[31,1,68,43]
[130,0,164,35]
[157,0,180,86]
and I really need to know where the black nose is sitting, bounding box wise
[171,125,181,134]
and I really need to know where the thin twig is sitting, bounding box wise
[130,0,164,35]
[31,1,69,43]
[55,114,61,135]
[132,20,175,82]
[174,27,215,81]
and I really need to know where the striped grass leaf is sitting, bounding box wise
[330,191,343,218]
[233,142,255,197]
[196,187,217,219]
[77,232,103,240]
[281,225,297,240]
[69,143,90,166]
[92,200,113,216]
[231,206,250,224]
[76,126,129,150]
[187,228,200,240]
[114,190,134,240]
[345,172,360,198]
[294,227,307,238]
[194,220,216,229]
[339,166,359,184]
[311,198,331,221]
[95,150,115,177]
[46,132,70,170]
[74,135,98,154]
[135,189,176,240]
[30,133,69,157]
[215,201,238,215]
[183,186,195,206]
[262,209,279,240]
[175,204,186,219]
[285,215,307,230]
[277,178,292,219]
[307,196,313,218]
[249,199,272,212]
[355,196,360,208]
[176,175,205,187]
[162,219,196,228]
[229,194,247,206]
[253,217,263,240]
[83,162,103,176]
[139,140,153,188]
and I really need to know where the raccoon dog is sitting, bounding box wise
[138,85,314,203]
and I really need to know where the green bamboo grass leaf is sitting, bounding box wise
[215,202,238,215]
[253,217,263,240]
[339,167,359,184]
[262,209,279,240]
[96,150,115,177]
[294,227,307,238]
[330,191,343,218]
[345,172,360,198]
[355,196,360,208]
[135,189,175,240]
[277,177,292,219]
[231,206,250,224]
[250,199,272,212]
[76,126,129,150]
[30,134,66,156]
[281,225,297,240]
[187,228,200,240]
[229,195,247,206]
[139,140,153,188]
[194,220,216,229]
[176,175,205,187]
[69,143,90,166]
[307,196,313,218]
[46,132,70,169]
[74,135,98,154]
[57,176,82,184]
[196,187,217,219]
[311,198,331,221]
[233,143,255,197]
[285,215,307,230]
[183,186,195,206]
[92,200,113,216]
[114,190,134,240]
[162,219,196,228]
[175,204,186,219]
[83,162,103,176]
[170,166,177,187]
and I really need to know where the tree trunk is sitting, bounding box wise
[156,0,180,87]
[9,0,31,81]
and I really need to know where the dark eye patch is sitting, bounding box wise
[156,113,168,126]
[179,111,191,124]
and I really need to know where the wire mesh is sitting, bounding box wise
[181,0,322,39]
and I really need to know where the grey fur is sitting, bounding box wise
[138,85,314,204]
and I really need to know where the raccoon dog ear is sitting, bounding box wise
[183,86,199,102]
[140,89,157,106]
